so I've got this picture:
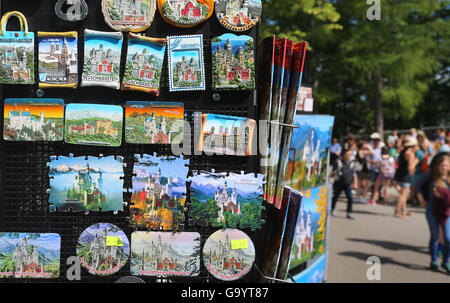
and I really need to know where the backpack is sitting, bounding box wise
[337,159,354,185]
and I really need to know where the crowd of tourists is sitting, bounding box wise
[329,128,450,274]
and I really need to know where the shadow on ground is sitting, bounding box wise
[346,238,428,255]
[338,251,428,271]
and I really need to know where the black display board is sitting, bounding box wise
[0,0,263,283]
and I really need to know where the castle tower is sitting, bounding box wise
[242,0,249,16]
[161,116,167,134]
[62,38,69,75]
[40,112,44,123]
[238,46,245,67]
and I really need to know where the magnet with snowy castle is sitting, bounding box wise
[64,103,123,147]
[76,223,130,276]
[38,31,78,89]
[203,228,255,281]
[167,35,205,92]
[3,98,64,142]
[130,231,201,277]
[102,0,157,32]
[81,29,123,89]
[188,171,264,229]
[157,0,214,28]
[48,155,125,213]
[0,233,61,279]
[212,33,255,90]
[214,0,262,32]
[130,154,189,231]
[121,34,166,95]
[125,101,184,144]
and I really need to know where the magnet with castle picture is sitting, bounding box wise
[167,35,205,91]
[38,31,78,88]
[125,101,184,144]
[102,0,157,32]
[76,223,130,276]
[81,29,123,89]
[214,0,262,32]
[3,98,65,142]
[212,33,255,90]
[121,34,166,95]
[129,154,189,231]
[157,0,214,28]
[203,229,255,281]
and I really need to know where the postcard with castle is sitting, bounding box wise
[0,27,34,85]
[203,229,255,281]
[76,223,130,276]
[189,172,264,229]
[0,233,60,279]
[130,154,189,230]
[64,103,123,147]
[167,35,205,91]
[130,231,201,277]
[49,155,125,213]
[102,0,157,32]
[38,31,78,88]
[198,114,256,156]
[81,29,123,89]
[3,98,64,142]
[285,115,335,191]
[214,0,262,32]
[212,33,255,90]
[122,34,166,95]
[125,101,184,145]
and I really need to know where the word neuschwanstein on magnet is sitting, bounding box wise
[38,31,78,88]
[81,29,123,89]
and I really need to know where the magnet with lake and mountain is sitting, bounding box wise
[64,103,123,147]
[76,223,130,276]
[81,29,123,89]
[48,155,125,213]
[203,228,255,281]
[157,0,214,28]
[130,231,201,277]
[214,0,262,32]
[121,34,166,95]
[3,98,64,142]
[102,0,157,32]
[130,154,189,230]
[0,233,61,279]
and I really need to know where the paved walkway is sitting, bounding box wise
[327,190,450,283]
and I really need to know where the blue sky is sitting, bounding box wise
[212,34,252,53]
[1,233,61,251]
[5,98,64,106]
[294,115,335,133]
[39,36,77,53]
[134,154,189,180]
[66,103,123,115]
[171,49,200,64]
[298,186,323,214]
[3,32,34,48]
[128,40,166,60]
[85,37,122,52]
[50,156,123,173]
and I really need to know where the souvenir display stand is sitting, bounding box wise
[0,1,264,283]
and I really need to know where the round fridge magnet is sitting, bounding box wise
[157,0,214,28]
[214,0,262,32]
[203,229,255,281]
[102,0,157,32]
[76,223,130,276]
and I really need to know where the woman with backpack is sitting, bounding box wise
[416,154,450,274]
[368,146,396,205]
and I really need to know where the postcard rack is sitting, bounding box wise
[0,0,263,283]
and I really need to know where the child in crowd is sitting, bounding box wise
[368,146,396,205]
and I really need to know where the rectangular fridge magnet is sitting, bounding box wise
[0,233,61,279]
[3,98,64,141]
[122,34,166,96]
[81,29,123,89]
[125,101,184,144]
[167,35,205,92]
[38,31,78,88]
[64,103,123,147]
[0,11,34,85]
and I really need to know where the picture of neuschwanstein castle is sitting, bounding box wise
[108,0,149,23]
[161,0,210,25]
[0,46,33,84]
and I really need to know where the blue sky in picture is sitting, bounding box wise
[85,37,122,53]
[128,40,166,61]
[0,233,61,251]
[212,34,252,54]
[39,36,77,53]
[134,154,188,181]
[171,49,200,66]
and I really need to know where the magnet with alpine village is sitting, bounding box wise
[203,228,255,281]
[0,233,61,279]
[167,35,205,91]
[121,34,166,95]
[3,98,64,142]
[64,103,123,147]
[130,232,201,277]
[76,223,130,276]
[48,155,125,213]
[130,154,189,230]
[157,0,214,28]
[102,0,157,32]
[212,33,255,90]
[214,0,262,32]
[125,101,184,144]
[81,29,123,89]
[38,31,78,88]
